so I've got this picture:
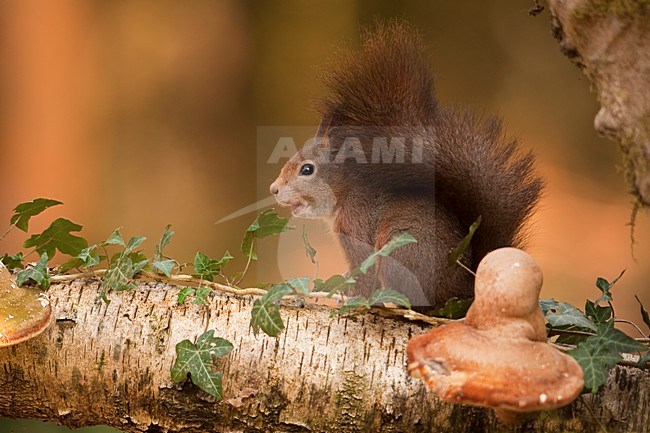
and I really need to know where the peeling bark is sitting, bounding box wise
[0,279,648,432]
[548,0,650,207]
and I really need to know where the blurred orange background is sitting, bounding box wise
[1,1,649,314]
[1,0,649,318]
[1,1,649,431]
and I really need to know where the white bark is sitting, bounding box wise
[0,279,648,432]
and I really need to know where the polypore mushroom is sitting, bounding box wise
[407,247,584,424]
[0,262,52,347]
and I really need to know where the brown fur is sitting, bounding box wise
[271,21,544,307]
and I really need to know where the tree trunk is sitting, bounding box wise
[0,279,648,433]
[548,0,650,208]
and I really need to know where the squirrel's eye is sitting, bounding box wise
[299,163,315,176]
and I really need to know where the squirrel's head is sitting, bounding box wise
[270,134,339,219]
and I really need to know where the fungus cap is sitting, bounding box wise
[407,322,584,413]
[407,248,584,421]
[0,262,52,347]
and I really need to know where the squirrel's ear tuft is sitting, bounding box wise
[319,20,438,127]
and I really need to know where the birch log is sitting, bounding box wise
[0,279,648,433]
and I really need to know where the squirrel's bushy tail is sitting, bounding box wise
[319,21,544,269]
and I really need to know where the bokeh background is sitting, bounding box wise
[1,1,648,432]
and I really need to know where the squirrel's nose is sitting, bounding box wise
[270,182,279,195]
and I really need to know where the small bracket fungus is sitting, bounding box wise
[0,262,52,347]
[407,248,584,423]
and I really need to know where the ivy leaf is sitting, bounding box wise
[153,260,175,278]
[170,330,233,399]
[59,245,102,272]
[250,284,294,336]
[570,341,620,393]
[634,295,650,332]
[241,210,293,261]
[1,253,24,270]
[193,251,233,281]
[103,256,138,295]
[102,237,148,302]
[302,225,317,264]
[126,236,146,251]
[23,218,88,258]
[544,301,597,332]
[177,287,195,304]
[368,288,411,309]
[430,297,474,319]
[539,298,559,315]
[241,232,256,261]
[334,296,371,317]
[359,232,417,274]
[593,320,646,354]
[286,276,310,295]
[447,216,481,266]
[313,274,356,297]
[16,253,50,289]
[595,269,625,302]
[104,229,125,246]
[194,286,211,306]
[247,209,293,238]
[154,225,174,262]
[585,300,612,325]
[569,320,646,393]
[10,198,62,232]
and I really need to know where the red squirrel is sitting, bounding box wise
[270,22,543,307]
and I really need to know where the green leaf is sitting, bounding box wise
[585,300,612,325]
[570,341,620,393]
[313,274,356,297]
[539,298,558,315]
[23,218,88,258]
[545,301,597,332]
[595,269,625,302]
[302,225,317,264]
[104,256,137,293]
[241,232,256,260]
[638,351,650,369]
[101,235,149,301]
[286,276,310,295]
[10,198,62,232]
[334,296,370,317]
[368,288,411,309]
[126,236,146,250]
[104,229,125,246]
[154,225,174,262]
[193,251,233,281]
[247,209,293,238]
[635,295,650,332]
[447,216,481,266]
[569,320,646,393]
[153,259,175,277]
[194,286,211,306]
[1,252,24,270]
[170,330,233,399]
[594,320,646,353]
[59,245,102,272]
[16,253,50,289]
[177,287,195,304]
[359,232,417,274]
[250,284,294,336]
[430,297,474,319]
[241,210,293,261]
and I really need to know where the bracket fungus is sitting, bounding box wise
[407,247,584,424]
[0,262,52,347]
